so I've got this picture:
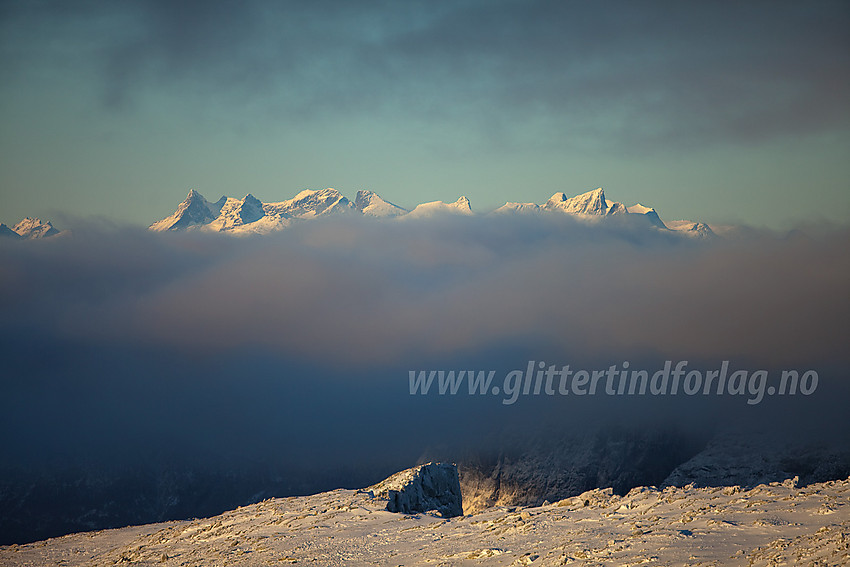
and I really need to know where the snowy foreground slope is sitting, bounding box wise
[3,464,847,567]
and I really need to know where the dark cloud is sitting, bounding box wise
[1,218,848,473]
[3,219,848,454]
[1,216,847,369]
[3,1,847,148]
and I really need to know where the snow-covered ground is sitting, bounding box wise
[3,465,847,566]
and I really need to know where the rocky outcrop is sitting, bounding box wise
[455,428,705,514]
[369,462,463,517]
[662,432,850,488]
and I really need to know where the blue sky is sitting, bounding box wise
[1,0,848,229]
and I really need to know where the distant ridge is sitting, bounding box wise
[147,187,715,238]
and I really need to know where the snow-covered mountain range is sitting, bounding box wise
[1,188,721,238]
[149,187,717,238]
[0,217,59,239]
[148,188,397,234]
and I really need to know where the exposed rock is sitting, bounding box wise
[369,462,463,517]
[662,432,850,488]
[11,217,59,238]
[456,427,705,514]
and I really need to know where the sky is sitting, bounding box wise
[1,0,849,230]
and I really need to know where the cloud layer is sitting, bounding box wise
[2,217,849,369]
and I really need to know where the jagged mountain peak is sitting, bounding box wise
[149,189,227,231]
[453,196,472,211]
[627,203,655,214]
[354,190,408,217]
[544,187,615,216]
[184,189,226,208]
[12,217,59,239]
